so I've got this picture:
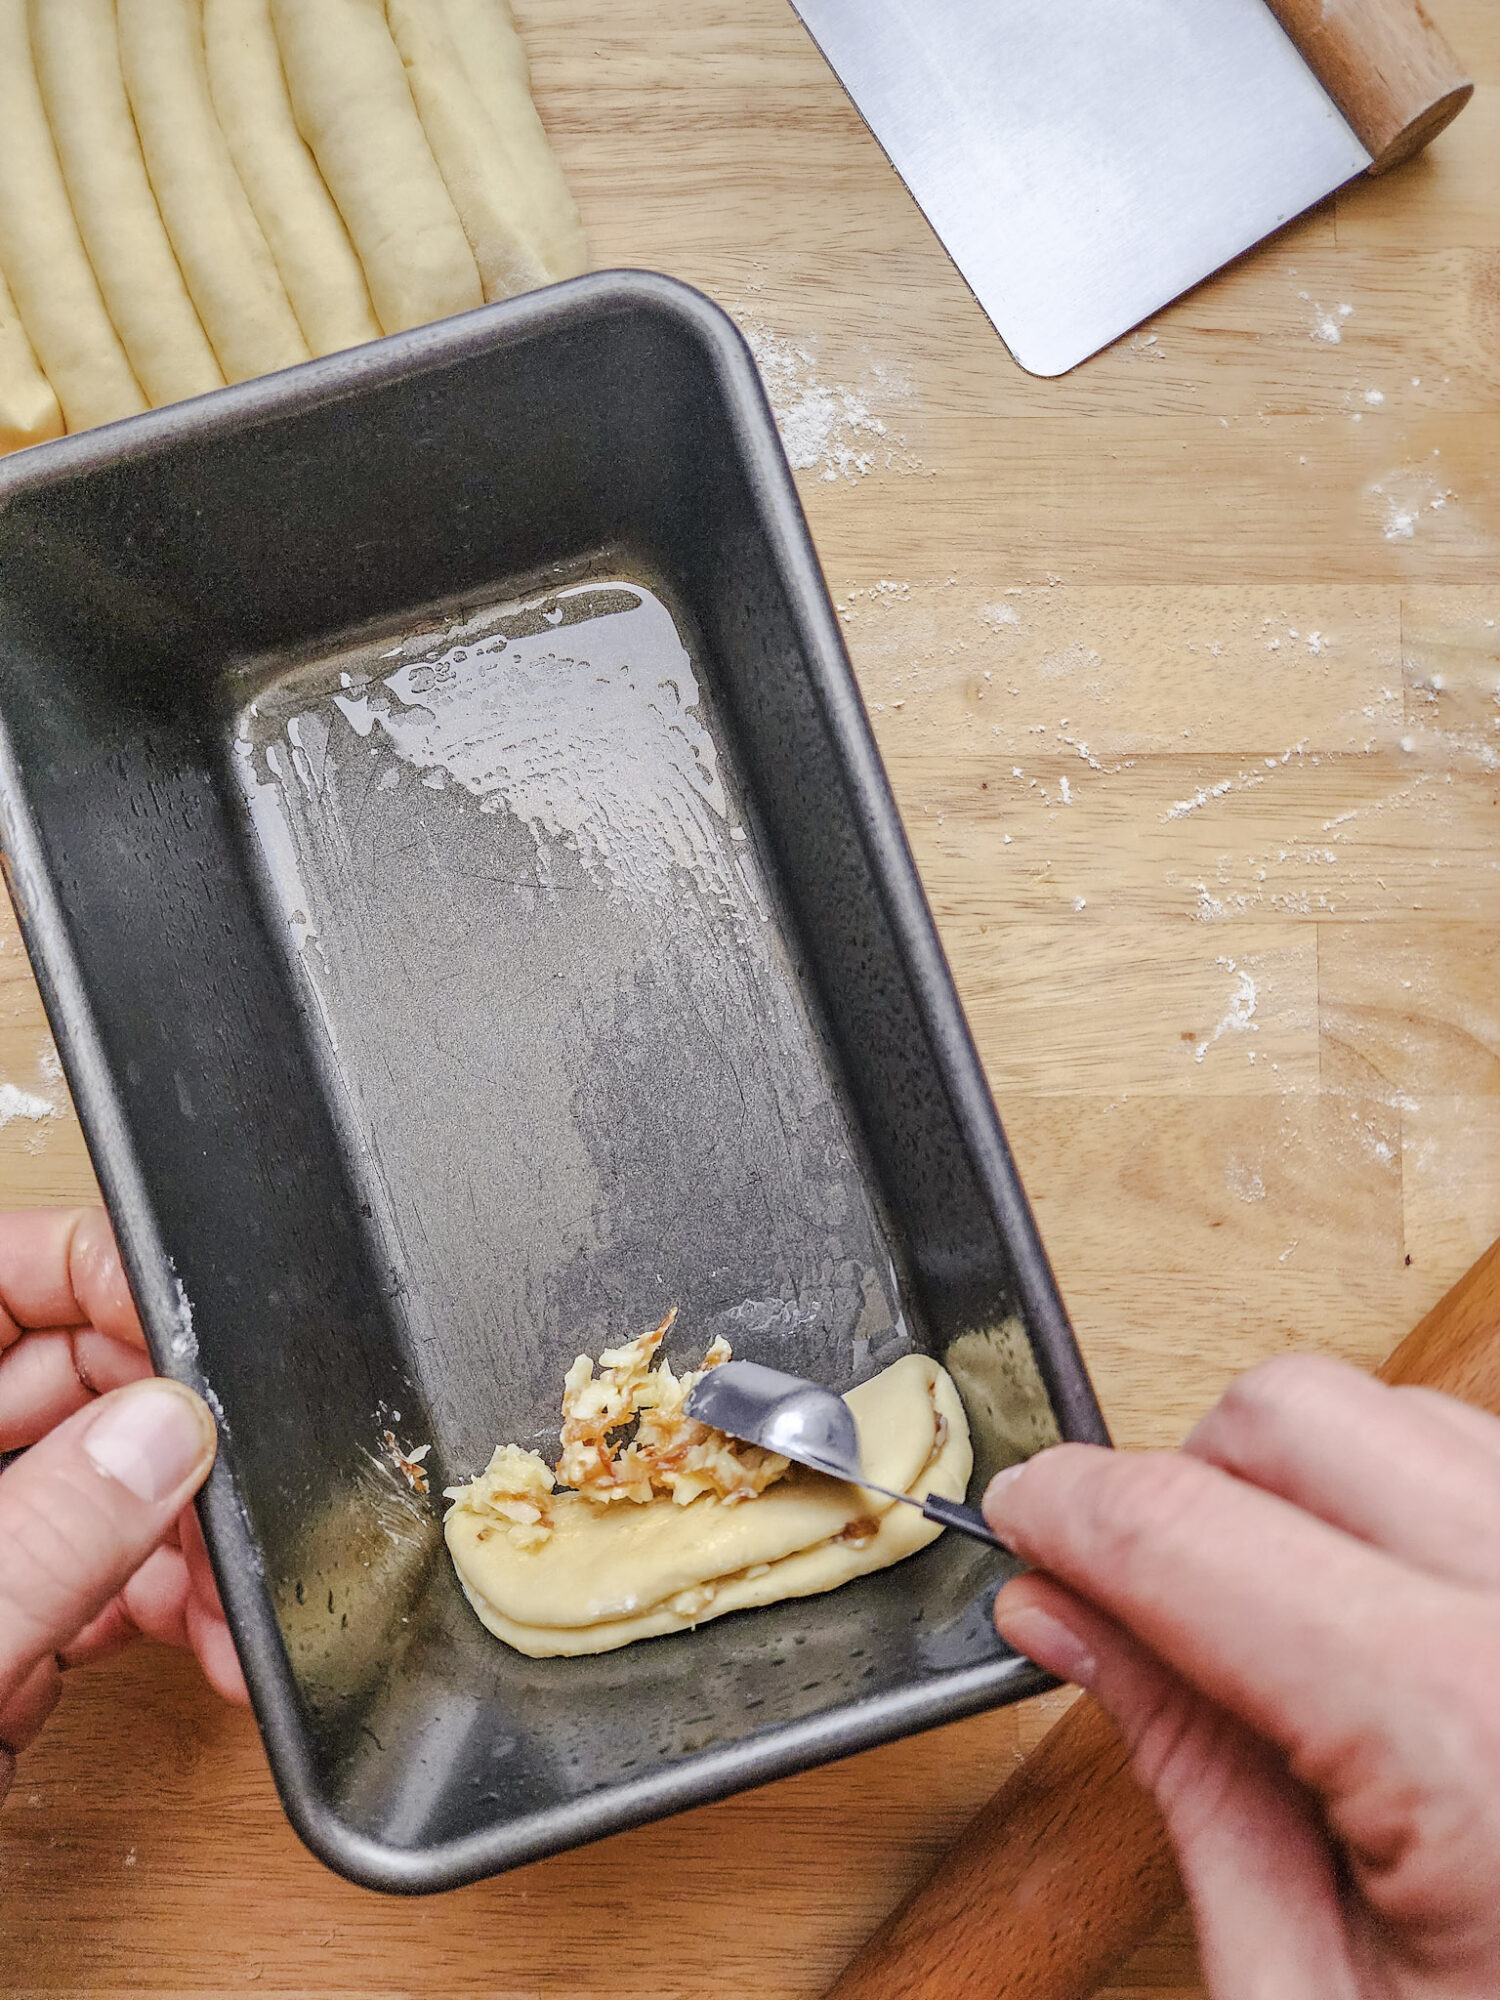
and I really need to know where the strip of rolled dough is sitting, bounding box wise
[272,0,482,335]
[439,0,586,279]
[203,0,381,357]
[0,0,146,429]
[450,1354,943,1630]
[30,0,223,407]
[385,0,550,302]
[0,261,63,454]
[119,0,309,385]
[448,1355,974,1656]
[460,1363,974,1658]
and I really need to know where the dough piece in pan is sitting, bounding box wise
[0,260,63,454]
[460,1445,966,1658]
[440,0,587,280]
[385,0,550,302]
[203,0,381,357]
[448,1354,973,1658]
[0,0,146,430]
[29,0,223,407]
[118,0,310,385]
[271,0,482,335]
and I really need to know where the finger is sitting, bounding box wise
[995,1577,1362,2000]
[1185,1355,1500,1589]
[186,1598,249,1706]
[0,1326,149,1452]
[1393,1382,1500,1455]
[0,1215,66,1351]
[176,1503,248,1703]
[58,1595,139,1667]
[63,1543,199,1663]
[0,1208,142,1345]
[65,1209,145,1346]
[982,1443,1452,1780]
[120,1544,192,1650]
[178,1499,227,1618]
[73,1329,152,1396]
[0,1330,94,1450]
[0,1653,62,1758]
[0,1377,217,1709]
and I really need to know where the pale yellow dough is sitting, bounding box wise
[118,0,310,385]
[385,0,550,302]
[439,0,587,280]
[30,0,224,407]
[0,260,62,454]
[447,1354,973,1658]
[203,0,382,357]
[0,0,580,434]
[272,0,482,334]
[0,0,146,430]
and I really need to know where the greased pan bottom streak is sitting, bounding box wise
[0,274,1106,1891]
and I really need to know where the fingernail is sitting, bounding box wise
[994,1600,1098,1690]
[84,1381,215,1503]
[982,1461,1027,1527]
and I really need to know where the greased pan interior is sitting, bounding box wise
[0,275,1106,1891]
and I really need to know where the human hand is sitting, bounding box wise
[984,1353,1500,2000]
[0,1208,248,1803]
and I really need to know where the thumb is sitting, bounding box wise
[996,1576,1359,2000]
[0,1377,218,1712]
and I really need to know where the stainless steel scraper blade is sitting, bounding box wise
[788,0,1372,376]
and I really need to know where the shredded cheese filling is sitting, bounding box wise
[444,1312,790,1549]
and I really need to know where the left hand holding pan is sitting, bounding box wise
[0,1208,248,1803]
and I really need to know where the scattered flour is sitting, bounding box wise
[1345,1106,1396,1167]
[1035,642,1103,682]
[1225,1160,1267,1203]
[1165,778,1233,821]
[1302,297,1353,344]
[1372,469,1455,542]
[978,602,1022,632]
[1384,500,1418,540]
[1195,960,1259,1063]
[0,1083,57,1128]
[738,315,913,483]
[168,1269,197,1361]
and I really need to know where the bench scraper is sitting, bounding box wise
[787,0,1471,377]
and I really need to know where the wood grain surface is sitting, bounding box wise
[820,1225,1500,2000]
[1264,0,1472,170]
[2,1,1498,1994]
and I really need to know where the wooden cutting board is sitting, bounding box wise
[1,2,1498,1995]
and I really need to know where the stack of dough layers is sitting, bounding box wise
[446,1351,974,1659]
[0,0,586,456]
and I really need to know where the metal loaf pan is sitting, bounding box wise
[0,274,1106,1891]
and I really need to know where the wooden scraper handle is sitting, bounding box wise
[823,1235,1500,2000]
[1265,0,1472,173]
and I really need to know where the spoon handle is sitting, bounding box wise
[920,1492,1008,1548]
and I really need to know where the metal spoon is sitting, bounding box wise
[686,1359,1007,1549]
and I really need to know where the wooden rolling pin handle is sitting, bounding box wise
[1264,0,1472,173]
[824,1236,1500,2000]
[823,1696,1177,2000]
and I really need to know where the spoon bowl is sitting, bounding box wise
[687,1360,1005,1548]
